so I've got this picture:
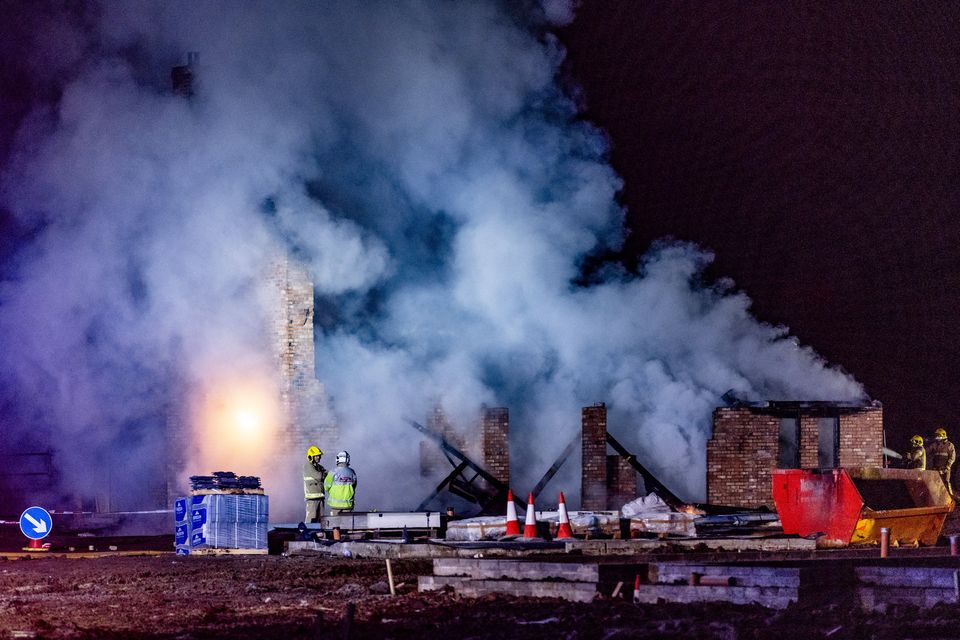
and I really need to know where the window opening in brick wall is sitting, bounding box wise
[817,416,840,468]
[778,416,800,468]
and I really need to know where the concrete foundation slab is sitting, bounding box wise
[633,584,799,609]
[285,540,566,559]
[419,575,598,603]
[433,558,601,582]
[858,586,960,612]
[568,537,817,555]
[856,565,960,588]
[856,565,960,611]
[649,563,804,587]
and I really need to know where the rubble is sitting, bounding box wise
[0,553,956,639]
[445,511,621,541]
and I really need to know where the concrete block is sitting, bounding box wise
[649,563,802,587]
[419,575,598,603]
[858,586,960,612]
[566,537,816,555]
[856,566,960,589]
[433,558,600,582]
[632,584,798,609]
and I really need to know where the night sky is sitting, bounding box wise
[560,3,960,452]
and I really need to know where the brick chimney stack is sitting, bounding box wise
[581,403,608,510]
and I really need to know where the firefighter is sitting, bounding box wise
[324,450,357,515]
[303,446,327,523]
[904,435,925,470]
[927,428,956,495]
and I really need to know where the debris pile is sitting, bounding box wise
[621,494,698,538]
[189,471,263,492]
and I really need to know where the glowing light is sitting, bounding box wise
[192,376,281,476]
[233,408,261,434]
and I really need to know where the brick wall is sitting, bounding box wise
[268,255,337,458]
[581,403,608,511]
[419,405,509,485]
[481,407,510,485]
[606,456,638,510]
[707,408,780,508]
[707,402,884,509]
[419,405,461,477]
[799,415,819,469]
[839,407,884,467]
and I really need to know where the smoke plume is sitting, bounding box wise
[0,1,863,516]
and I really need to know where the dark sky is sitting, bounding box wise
[559,3,960,451]
[0,2,956,465]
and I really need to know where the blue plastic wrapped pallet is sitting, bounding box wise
[174,497,191,555]
[173,494,268,554]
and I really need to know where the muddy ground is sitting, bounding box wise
[0,553,953,639]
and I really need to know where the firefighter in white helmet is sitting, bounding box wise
[324,450,357,515]
[303,446,327,523]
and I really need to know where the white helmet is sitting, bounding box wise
[336,450,350,465]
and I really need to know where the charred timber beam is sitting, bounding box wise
[408,419,522,513]
[605,431,686,511]
[529,434,579,500]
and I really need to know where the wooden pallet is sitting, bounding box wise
[188,547,269,556]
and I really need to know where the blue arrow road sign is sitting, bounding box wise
[19,506,52,540]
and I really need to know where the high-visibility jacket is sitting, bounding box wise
[928,439,956,472]
[324,465,357,510]
[303,459,327,500]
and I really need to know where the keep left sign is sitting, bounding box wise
[20,506,52,540]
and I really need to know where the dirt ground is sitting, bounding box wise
[0,553,953,640]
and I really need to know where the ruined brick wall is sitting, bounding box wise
[419,405,509,486]
[481,407,509,485]
[606,456,637,511]
[268,255,337,458]
[707,408,779,508]
[708,403,885,509]
[581,403,608,511]
[419,405,464,477]
[799,415,820,469]
[838,407,884,467]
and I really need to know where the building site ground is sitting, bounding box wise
[1,551,959,639]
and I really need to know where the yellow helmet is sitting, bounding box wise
[306,446,323,459]
[935,428,948,439]
[911,435,924,447]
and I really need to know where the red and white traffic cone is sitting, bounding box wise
[632,574,641,603]
[555,491,574,540]
[504,489,521,536]
[523,492,538,539]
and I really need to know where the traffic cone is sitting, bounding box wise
[555,491,574,539]
[504,490,521,536]
[632,574,641,603]
[523,492,538,538]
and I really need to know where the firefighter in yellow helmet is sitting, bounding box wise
[905,435,925,470]
[927,428,955,495]
[303,446,327,523]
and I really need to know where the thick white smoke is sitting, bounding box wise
[0,1,863,515]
